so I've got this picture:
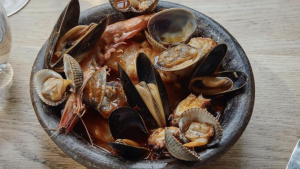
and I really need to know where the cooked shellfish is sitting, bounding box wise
[109,0,159,14]
[179,108,222,148]
[34,69,70,106]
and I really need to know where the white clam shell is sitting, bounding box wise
[34,69,68,106]
[179,108,223,147]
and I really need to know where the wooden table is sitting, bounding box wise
[0,0,298,168]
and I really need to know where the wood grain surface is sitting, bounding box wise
[0,0,299,168]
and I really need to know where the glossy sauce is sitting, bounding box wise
[114,0,130,9]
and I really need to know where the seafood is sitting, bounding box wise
[108,107,150,159]
[170,94,211,126]
[165,127,201,161]
[83,68,107,114]
[45,2,109,72]
[179,108,223,148]
[41,78,71,101]
[183,122,215,147]
[119,53,170,128]
[148,127,180,150]
[34,69,70,106]
[146,8,197,51]
[63,54,83,93]
[110,0,158,14]
[90,13,155,65]
[36,0,251,162]
[156,38,217,82]
[104,40,159,80]
[100,81,126,119]
[189,71,249,95]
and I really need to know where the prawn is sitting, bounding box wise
[90,13,155,64]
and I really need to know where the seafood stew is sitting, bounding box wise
[30,1,254,168]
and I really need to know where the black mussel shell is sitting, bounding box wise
[108,107,148,140]
[118,63,158,128]
[136,53,171,124]
[52,16,110,72]
[191,44,228,78]
[45,0,80,69]
[109,142,149,160]
[189,71,248,96]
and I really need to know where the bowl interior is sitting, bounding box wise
[30,1,255,169]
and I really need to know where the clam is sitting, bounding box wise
[118,53,171,128]
[164,127,201,161]
[146,8,197,51]
[63,54,83,93]
[99,81,126,119]
[155,40,218,83]
[34,69,70,106]
[179,108,222,148]
[83,68,107,113]
[109,0,159,14]
[45,0,110,72]
[170,94,211,126]
[188,71,249,96]
[108,107,150,159]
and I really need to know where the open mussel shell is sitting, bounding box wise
[108,107,148,139]
[165,127,201,161]
[108,107,150,159]
[147,8,197,46]
[109,142,149,160]
[179,108,222,148]
[189,71,248,96]
[83,68,107,112]
[44,0,79,69]
[136,53,171,125]
[34,69,69,106]
[109,0,159,14]
[118,53,170,128]
[63,54,83,93]
[190,44,228,78]
[49,16,110,72]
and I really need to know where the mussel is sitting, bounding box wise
[145,8,197,52]
[44,0,79,69]
[188,71,248,96]
[178,108,222,148]
[109,0,159,14]
[108,107,150,159]
[45,0,110,72]
[118,53,171,128]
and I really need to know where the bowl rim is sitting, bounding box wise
[30,1,255,168]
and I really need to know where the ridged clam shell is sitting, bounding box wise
[179,108,223,147]
[145,30,167,52]
[165,127,201,161]
[63,54,83,93]
[34,69,68,106]
[109,0,159,14]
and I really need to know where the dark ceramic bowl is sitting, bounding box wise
[30,1,255,168]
